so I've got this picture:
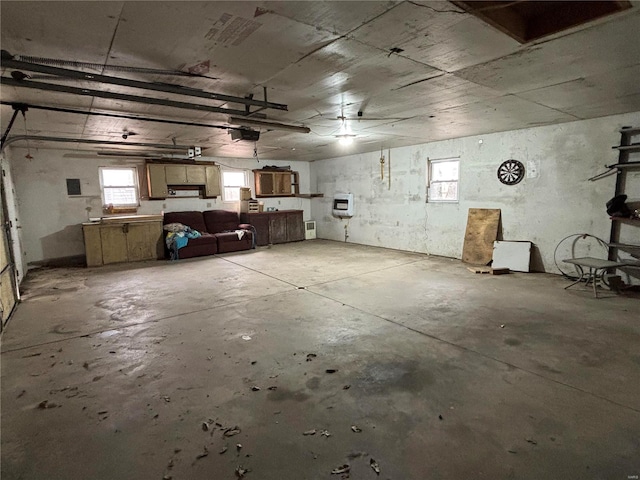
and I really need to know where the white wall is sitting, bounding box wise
[311,112,640,274]
[9,149,312,265]
[0,149,26,284]
[9,111,640,273]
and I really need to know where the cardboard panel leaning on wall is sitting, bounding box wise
[310,111,640,273]
[8,148,312,266]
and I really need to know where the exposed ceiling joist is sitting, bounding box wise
[0,100,244,132]
[1,76,257,117]
[1,1,638,161]
[1,52,287,112]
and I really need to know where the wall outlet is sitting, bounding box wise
[207,202,212,207]
[526,160,539,178]
[162,203,167,209]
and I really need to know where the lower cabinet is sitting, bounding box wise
[83,217,163,267]
[240,210,304,246]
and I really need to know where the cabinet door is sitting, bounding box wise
[83,224,103,266]
[286,212,305,242]
[100,225,128,264]
[275,172,292,195]
[269,214,288,244]
[126,223,160,261]
[205,165,221,197]
[165,165,187,184]
[187,165,206,184]
[242,213,270,246]
[256,172,274,196]
[147,164,168,198]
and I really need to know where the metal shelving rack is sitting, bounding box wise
[608,126,640,279]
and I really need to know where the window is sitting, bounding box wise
[222,170,248,202]
[427,158,459,202]
[99,167,139,207]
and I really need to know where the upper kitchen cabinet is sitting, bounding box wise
[146,162,221,199]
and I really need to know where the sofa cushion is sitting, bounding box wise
[163,211,208,233]
[203,210,241,234]
[184,233,218,248]
[215,231,253,253]
[176,233,218,258]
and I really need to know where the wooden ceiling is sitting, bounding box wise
[1,1,639,161]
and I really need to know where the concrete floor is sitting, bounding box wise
[1,240,639,480]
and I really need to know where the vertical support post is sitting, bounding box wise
[608,129,631,261]
[0,109,21,149]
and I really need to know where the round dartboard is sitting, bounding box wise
[497,159,525,185]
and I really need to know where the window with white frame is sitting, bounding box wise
[222,170,248,202]
[99,167,139,207]
[427,158,459,202]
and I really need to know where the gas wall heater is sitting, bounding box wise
[333,193,354,217]
[305,220,317,240]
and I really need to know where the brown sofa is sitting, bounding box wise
[163,210,254,259]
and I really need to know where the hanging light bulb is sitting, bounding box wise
[336,115,355,145]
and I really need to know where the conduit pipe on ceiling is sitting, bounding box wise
[0,101,245,132]
[1,135,192,154]
[1,77,253,117]
[1,52,287,112]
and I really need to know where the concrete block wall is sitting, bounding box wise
[310,112,640,274]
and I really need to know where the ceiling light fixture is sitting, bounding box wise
[336,116,356,145]
[227,116,310,134]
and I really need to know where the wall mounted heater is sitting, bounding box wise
[305,220,317,240]
[333,193,354,217]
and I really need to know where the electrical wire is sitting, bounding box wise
[406,1,465,14]
[214,161,250,171]
[21,110,33,159]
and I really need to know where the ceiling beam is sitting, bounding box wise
[0,101,246,131]
[2,77,255,117]
[1,134,193,153]
[1,54,288,112]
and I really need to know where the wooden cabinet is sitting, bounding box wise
[83,216,163,267]
[147,164,168,198]
[286,212,305,242]
[165,165,187,184]
[270,214,288,244]
[187,165,206,184]
[205,165,221,197]
[99,224,129,265]
[253,170,299,197]
[146,163,221,199]
[240,210,304,246]
[165,165,208,185]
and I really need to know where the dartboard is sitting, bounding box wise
[497,159,525,185]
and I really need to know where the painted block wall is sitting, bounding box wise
[8,148,311,266]
[310,112,640,274]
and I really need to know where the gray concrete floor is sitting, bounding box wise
[1,240,639,480]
